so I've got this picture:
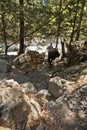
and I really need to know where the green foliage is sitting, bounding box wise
[0,0,87,45]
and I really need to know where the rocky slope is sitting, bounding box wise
[0,55,87,130]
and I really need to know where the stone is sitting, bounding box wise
[0,126,12,130]
[21,82,37,94]
[0,59,11,73]
[48,77,64,98]
[35,125,45,130]
[0,80,30,129]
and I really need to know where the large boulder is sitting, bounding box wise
[48,76,75,98]
[0,79,30,130]
[0,79,41,130]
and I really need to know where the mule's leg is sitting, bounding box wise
[48,57,52,68]
[48,52,54,68]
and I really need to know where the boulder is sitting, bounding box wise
[21,82,37,94]
[0,59,11,73]
[0,126,11,130]
[48,77,68,98]
[0,79,41,130]
[0,80,30,129]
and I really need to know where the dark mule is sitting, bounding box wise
[48,48,60,68]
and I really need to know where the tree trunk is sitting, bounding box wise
[56,0,62,48]
[18,0,24,55]
[75,0,85,40]
[61,40,66,58]
[1,13,8,56]
[69,0,80,46]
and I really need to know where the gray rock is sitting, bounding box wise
[0,59,11,73]
[35,125,45,130]
[21,82,37,94]
[45,101,57,110]
[48,77,64,98]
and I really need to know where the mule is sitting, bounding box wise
[48,48,60,68]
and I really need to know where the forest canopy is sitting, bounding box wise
[0,0,87,54]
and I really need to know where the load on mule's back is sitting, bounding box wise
[47,43,60,68]
[13,50,45,72]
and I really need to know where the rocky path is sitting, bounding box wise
[0,55,87,130]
